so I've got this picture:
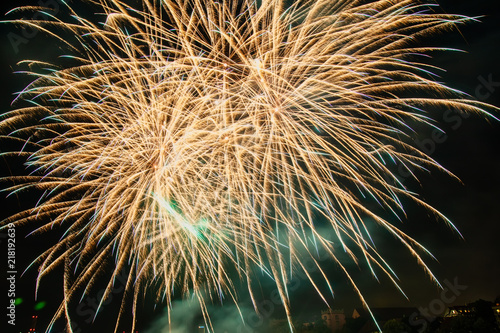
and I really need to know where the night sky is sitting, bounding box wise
[0,1,499,332]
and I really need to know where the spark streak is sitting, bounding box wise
[0,0,496,332]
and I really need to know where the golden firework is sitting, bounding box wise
[1,0,495,332]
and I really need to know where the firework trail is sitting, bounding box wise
[0,0,495,331]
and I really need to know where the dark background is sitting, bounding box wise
[0,0,499,332]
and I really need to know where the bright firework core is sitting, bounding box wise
[0,0,497,332]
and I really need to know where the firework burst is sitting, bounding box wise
[1,0,496,331]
